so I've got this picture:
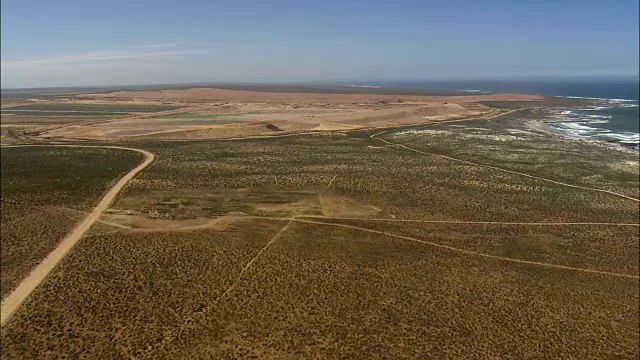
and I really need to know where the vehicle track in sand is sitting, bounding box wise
[293,218,639,279]
[125,211,639,356]
[371,131,640,203]
[295,215,640,226]
[35,104,216,135]
[0,144,155,327]
[87,212,640,235]
[88,212,639,279]
[139,220,295,357]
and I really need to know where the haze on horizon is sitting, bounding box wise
[1,0,638,89]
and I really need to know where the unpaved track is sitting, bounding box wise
[371,132,640,203]
[218,220,293,301]
[294,218,639,279]
[93,216,639,234]
[296,215,640,226]
[0,144,155,327]
[140,220,294,357]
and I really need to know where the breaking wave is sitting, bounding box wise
[546,97,639,150]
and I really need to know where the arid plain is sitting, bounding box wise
[1,85,638,359]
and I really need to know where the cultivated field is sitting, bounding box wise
[0,86,638,359]
[1,86,539,142]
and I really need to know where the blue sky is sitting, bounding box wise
[1,0,638,88]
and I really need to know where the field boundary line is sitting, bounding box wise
[36,104,216,135]
[0,144,155,327]
[150,108,515,143]
[293,218,639,279]
[370,133,640,203]
[95,219,135,229]
[67,215,639,234]
[350,108,517,135]
[296,215,640,226]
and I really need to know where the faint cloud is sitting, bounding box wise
[1,43,211,66]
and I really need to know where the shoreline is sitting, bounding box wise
[529,118,639,154]
[541,96,639,152]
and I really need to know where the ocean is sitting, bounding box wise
[348,79,640,149]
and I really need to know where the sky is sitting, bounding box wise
[1,0,638,88]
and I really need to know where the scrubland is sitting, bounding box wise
[0,220,284,359]
[1,94,638,359]
[0,147,141,297]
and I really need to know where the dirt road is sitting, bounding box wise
[0,145,155,327]
[371,131,640,203]
[294,218,640,279]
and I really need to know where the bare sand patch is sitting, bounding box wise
[16,88,532,142]
[100,212,235,231]
[319,195,381,218]
[88,87,544,104]
[311,122,358,131]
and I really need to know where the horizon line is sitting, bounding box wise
[2,75,639,91]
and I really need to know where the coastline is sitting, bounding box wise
[529,118,639,155]
[537,96,639,152]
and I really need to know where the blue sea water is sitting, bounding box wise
[348,79,640,149]
[365,79,639,100]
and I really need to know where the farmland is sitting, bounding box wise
[2,87,540,142]
[153,112,251,119]
[0,86,638,358]
[2,103,180,112]
[0,101,188,134]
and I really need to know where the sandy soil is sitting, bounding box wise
[4,87,541,142]
[319,195,382,217]
[41,102,500,140]
[90,87,543,104]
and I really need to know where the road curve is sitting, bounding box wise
[0,144,155,327]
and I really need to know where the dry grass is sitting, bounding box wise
[301,219,640,276]
[153,222,639,359]
[0,147,142,297]
[1,96,638,358]
[386,109,640,199]
[3,221,636,358]
[0,206,81,298]
[117,134,638,224]
[0,219,284,359]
